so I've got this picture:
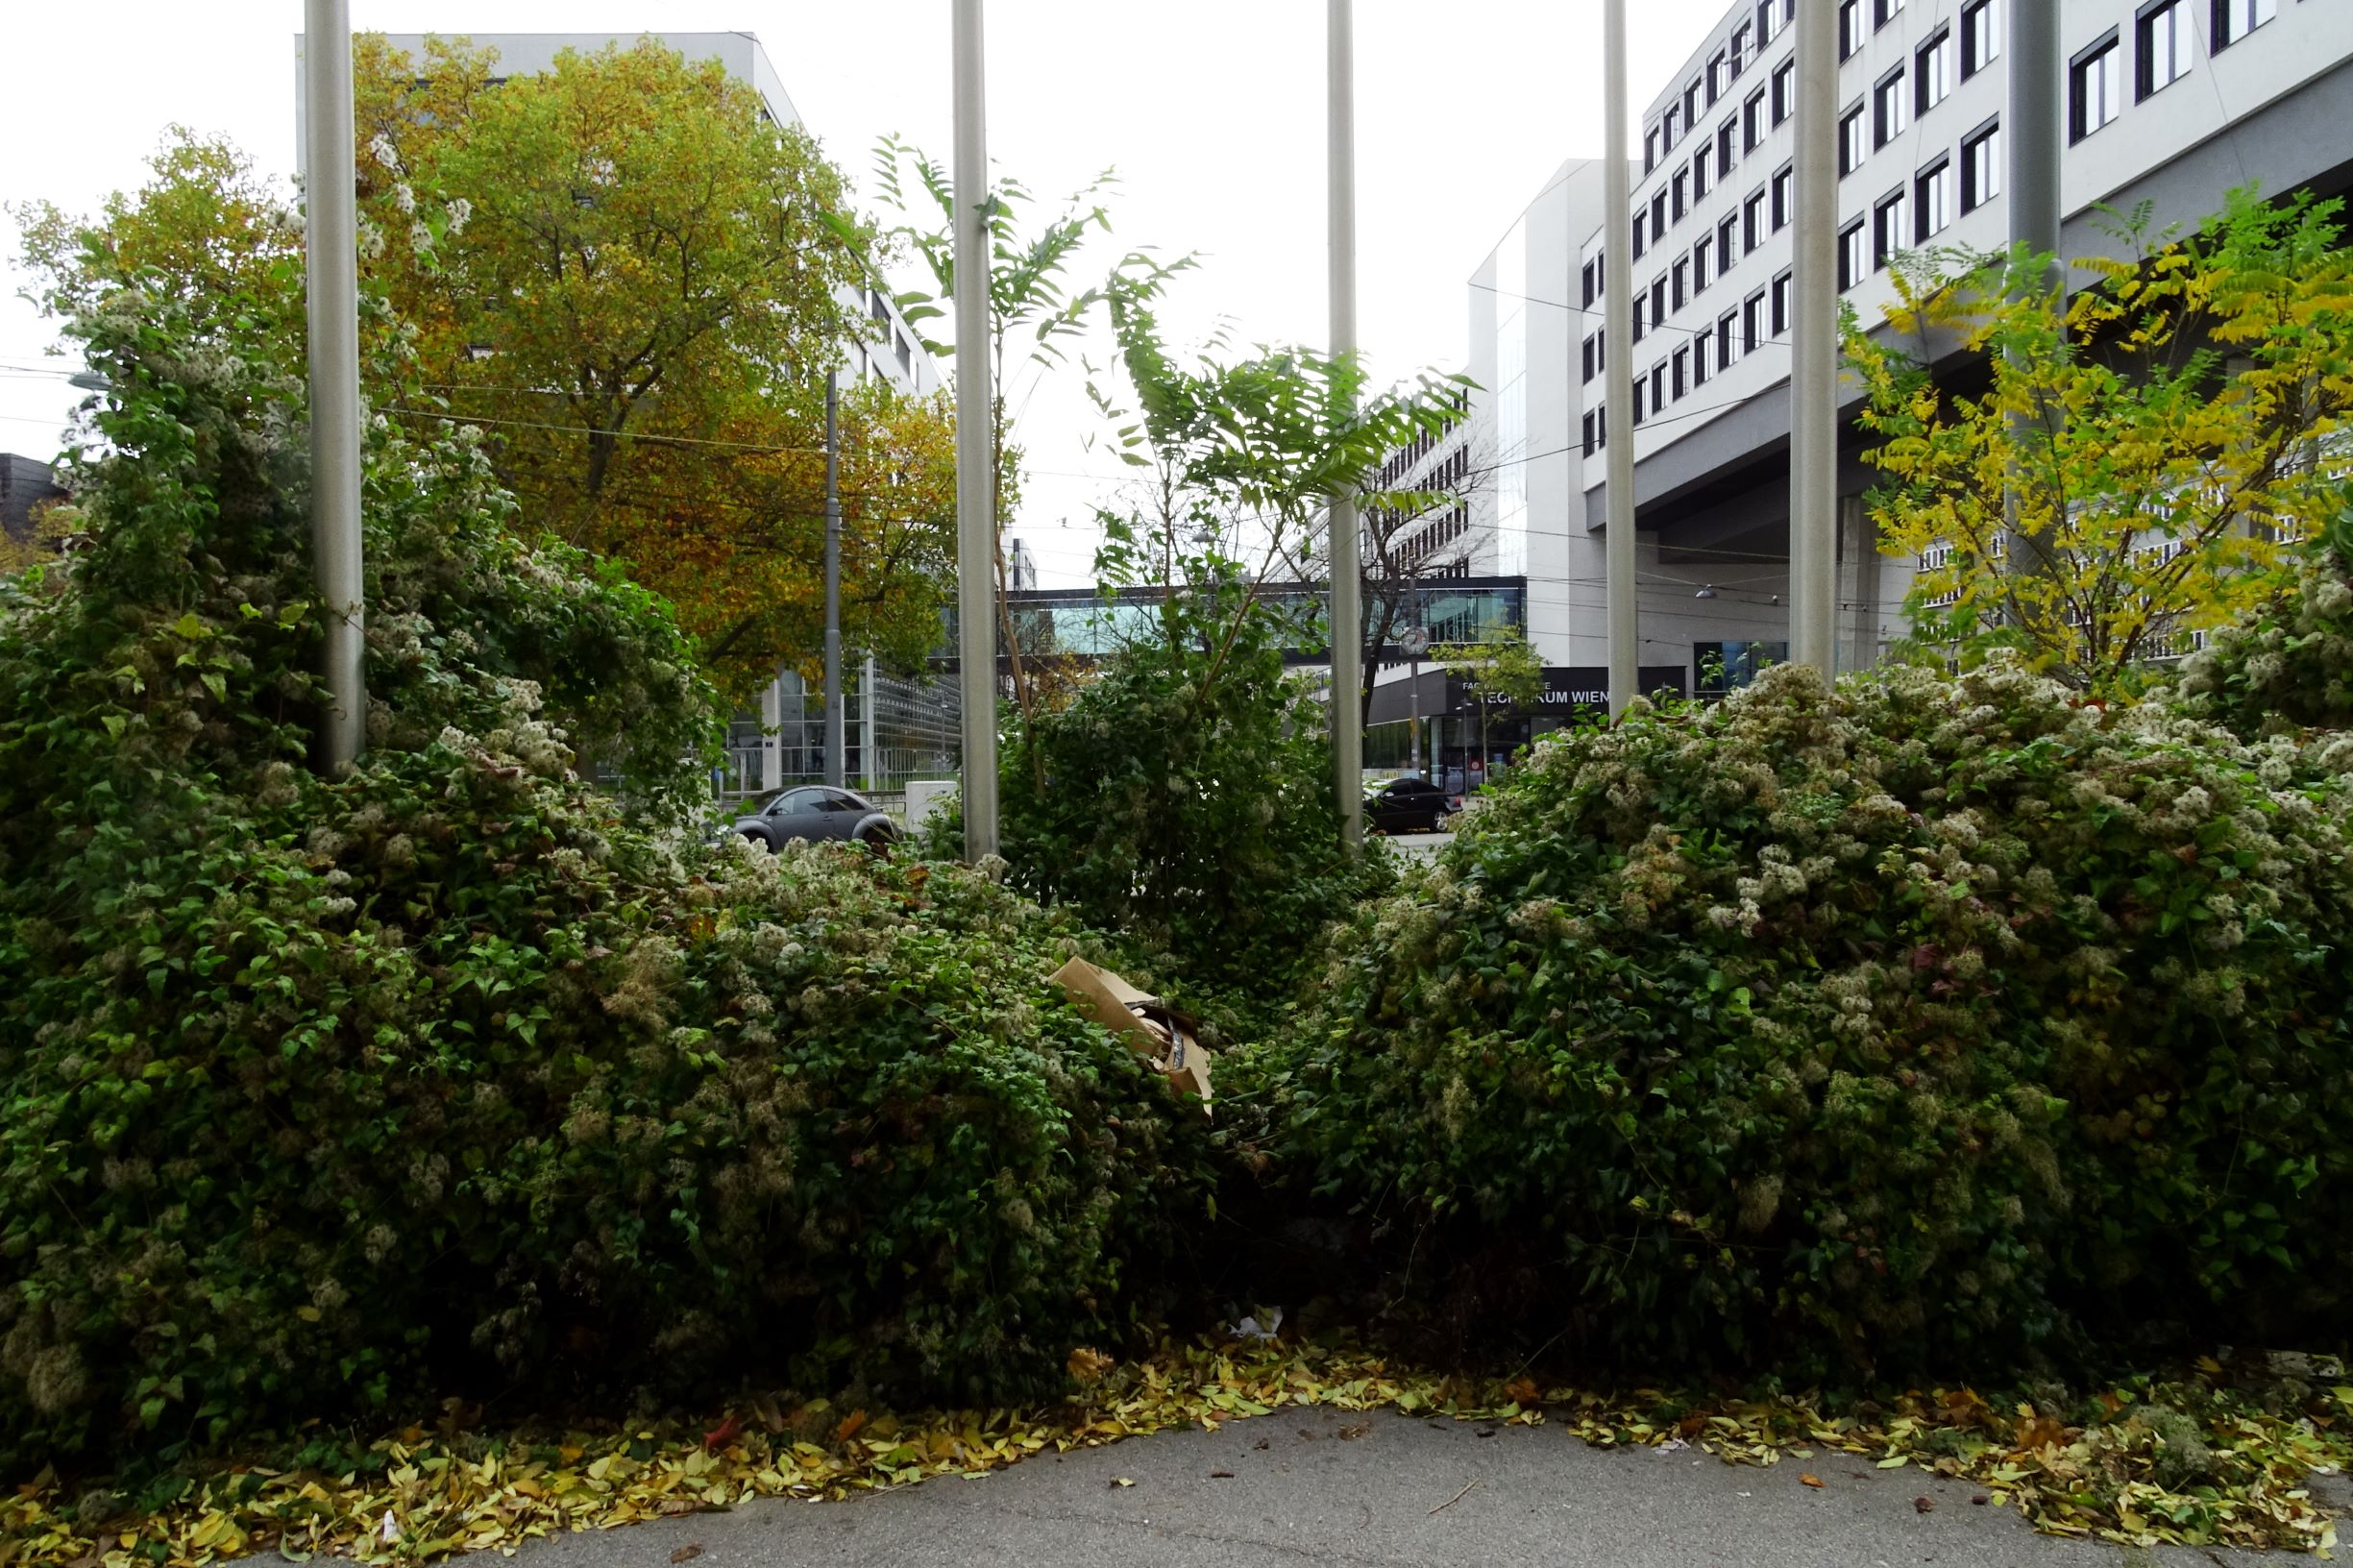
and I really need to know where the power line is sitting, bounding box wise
[382,405,825,454]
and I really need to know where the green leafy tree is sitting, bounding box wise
[870,138,1193,735]
[986,524,1388,1011]
[1435,625,1544,769]
[1087,265,1462,734]
[1848,192,2353,694]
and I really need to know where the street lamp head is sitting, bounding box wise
[68,371,116,393]
[1694,584,1719,600]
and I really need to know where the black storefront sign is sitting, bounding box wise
[1530,666,1689,714]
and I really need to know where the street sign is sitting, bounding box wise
[1397,625,1429,658]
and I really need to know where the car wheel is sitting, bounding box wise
[856,821,897,858]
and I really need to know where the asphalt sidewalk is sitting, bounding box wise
[456,1406,2307,1568]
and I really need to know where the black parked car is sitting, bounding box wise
[1363,776,1455,835]
[729,786,900,853]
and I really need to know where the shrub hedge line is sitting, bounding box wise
[1250,658,2353,1375]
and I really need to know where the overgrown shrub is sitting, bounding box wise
[949,555,1389,1012]
[0,286,1213,1472]
[2178,481,2353,738]
[1252,660,2353,1376]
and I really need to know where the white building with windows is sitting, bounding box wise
[1449,0,2353,696]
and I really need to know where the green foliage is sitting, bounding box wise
[0,276,1214,1472]
[2178,479,2353,736]
[1253,660,2353,1376]
[968,528,1390,1011]
[1849,192,2353,693]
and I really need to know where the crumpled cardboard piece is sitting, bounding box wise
[1049,956,1213,1113]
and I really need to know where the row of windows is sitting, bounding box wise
[1648,0,1800,172]
[2070,0,2277,144]
[1374,398,1470,491]
[1396,505,1471,568]
[1581,272,1799,456]
[1837,120,2004,286]
[1638,60,1799,260]
[1639,0,2003,260]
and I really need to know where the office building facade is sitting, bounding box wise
[1447,0,2353,692]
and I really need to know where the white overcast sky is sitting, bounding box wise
[1,0,1728,584]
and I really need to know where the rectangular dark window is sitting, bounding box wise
[1581,333,1600,383]
[1633,207,1649,260]
[1840,0,1863,59]
[1581,257,1602,307]
[1759,0,1783,45]
[1694,146,1711,200]
[1695,235,1714,293]
[1962,0,1999,77]
[1743,289,1766,354]
[1773,60,1796,125]
[1582,409,1600,456]
[1839,220,1869,289]
[1772,271,1793,336]
[1652,363,1668,416]
[1673,347,1690,401]
[1646,127,1661,173]
[1719,212,1741,266]
[1718,117,1739,172]
[1917,28,1953,113]
[1719,308,1741,369]
[1653,192,1669,238]
[1693,326,1711,386]
[2213,0,2277,50]
[1874,67,1910,147]
[1733,21,1753,70]
[1673,170,1689,222]
[1961,118,2001,211]
[1664,103,1682,149]
[1874,188,1909,269]
[1875,0,1904,27]
[1686,78,1704,127]
[1633,294,1649,342]
[1915,156,1953,240]
[1673,258,1689,310]
[1772,165,1794,230]
[1745,87,1768,151]
[1709,51,1730,102]
[1652,277,1669,325]
[1744,187,1766,250]
[2139,0,2189,99]
[1840,105,1868,175]
[2070,32,2122,142]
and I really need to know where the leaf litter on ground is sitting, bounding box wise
[3,1338,2345,1566]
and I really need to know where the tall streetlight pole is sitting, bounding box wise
[1788,0,1840,677]
[2004,0,2065,582]
[821,370,845,788]
[303,0,366,772]
[952,0,999,860]
[1329,0,1364,849]
[1603,0,1640,716]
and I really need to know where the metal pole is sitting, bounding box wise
[952,0,999,861]
[1603,0,1639,715]
[1329,0,1363,849]
[822,370,845,788]
[1788,0,1840,677]
[303,0,365,772]
[2003,0,2065,583]
[2008,0,2063,289]
[861,651,878,794]
[1409,655,1422,776]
